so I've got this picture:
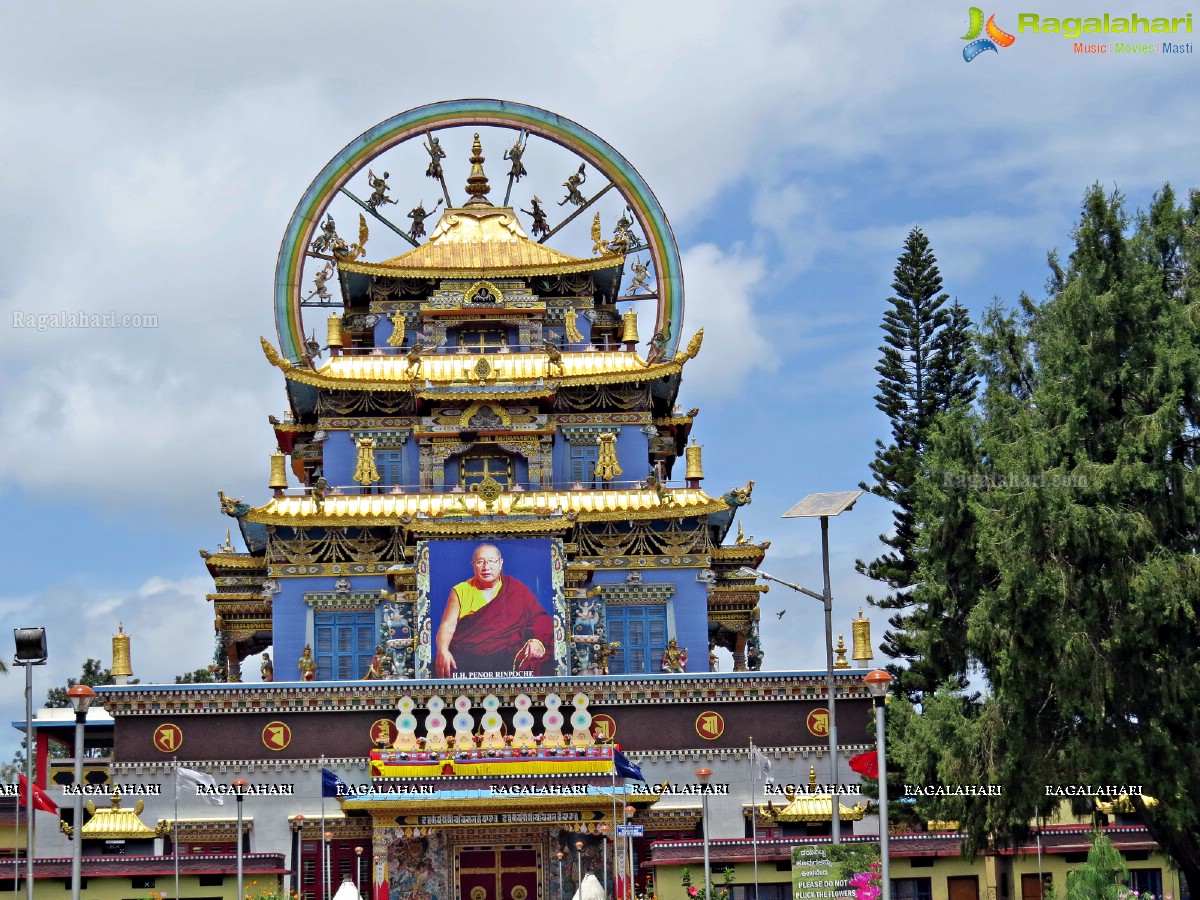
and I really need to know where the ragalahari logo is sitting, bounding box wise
[962,7,1017,60]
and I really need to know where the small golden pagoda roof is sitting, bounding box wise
[245,486,726,527]
[338,205,623,279]
[82,794,159,839]
[770,794,867,823]
[768,767,867,823]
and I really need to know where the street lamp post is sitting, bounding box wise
[624,805,635,900]
[864,669,893,900]
[356,846,364,897]
[575,839,585,898]
[696,768,712,899]
[557,851,565,900]
[13,627,47,900]
[232,779,249,900]
[766,489,863,844]
[325,831,334,900]
[600,823,609,898]
[66,684,96,900]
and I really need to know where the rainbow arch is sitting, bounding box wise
[274,99,684,362]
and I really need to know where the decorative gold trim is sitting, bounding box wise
[267,349,692,393]
[338,255,624,280]
[245,489,726,527]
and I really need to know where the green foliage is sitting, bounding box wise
[890,183,1200,887]
[858,227,979,701]
[45,658,116,708]
[827,844,881,883]
[1061,832,1129,900]
[174,667,219,684]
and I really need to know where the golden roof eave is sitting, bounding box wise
[338,254,624,281]
[265,349,688,393]
[769,796,868,823]
[335,205,624,279]
[245,488,727,527]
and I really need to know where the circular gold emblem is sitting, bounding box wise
[592,714,617,742]
[153,723,182,753]
[262,721,293,751]
[695,711,724,740]
[512,888,528,900]
[806,708,830,738]
[471,888,487,900]
[371,719,397,747]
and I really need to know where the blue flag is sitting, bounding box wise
[321,767,349,798]
[613,749,645,782]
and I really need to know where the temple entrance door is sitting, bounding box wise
[459,846,540,900]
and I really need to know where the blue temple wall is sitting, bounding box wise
[322,432,356,485]
[272,576,326,681]
[614,425,649,478]
[586,567,709,674]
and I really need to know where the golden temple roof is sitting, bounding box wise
[338,205,623,279]
[769,794,867,823]
[261,331,704,393]
[767,766,867,823]
[245,487,726,527]
[82,795,159,839]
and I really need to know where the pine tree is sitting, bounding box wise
[900,184,1200,888]
[858,228,978,698]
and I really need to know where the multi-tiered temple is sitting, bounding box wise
[209,133,765,687]
[76,103,879,900]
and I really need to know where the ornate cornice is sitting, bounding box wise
[97,673,873,716]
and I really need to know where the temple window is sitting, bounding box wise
[455,328,505,352]
[314,611,375,679]
[460,451,512,488]
[375,450,406,488]
[605,606,667,674]
[569,444,599,487]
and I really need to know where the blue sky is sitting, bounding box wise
[2,1,1197,756]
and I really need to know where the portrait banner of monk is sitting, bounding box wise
[415,538,568,679]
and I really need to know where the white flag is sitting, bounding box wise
[176,766,225,807]
[749,745,773,784]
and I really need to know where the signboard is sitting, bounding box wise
[791,844,853,900]
[616,825,644,837]
[415,538,568,679]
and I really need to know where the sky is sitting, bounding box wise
[2,1,1197,757]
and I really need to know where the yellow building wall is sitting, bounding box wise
[25,873,282,900]
[654,847,1181,900]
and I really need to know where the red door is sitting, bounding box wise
[459,846,540,900]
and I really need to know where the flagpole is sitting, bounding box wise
[11,787,17,897]
[610,741,618,900]
[173,759,180,900]
[749,740,760,900]
[320,758,327,900]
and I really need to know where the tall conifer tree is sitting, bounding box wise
[859,228,977,698]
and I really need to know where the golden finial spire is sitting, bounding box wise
[685,439,704,483]
[834,634,850,669]
[852,609,874,665]
[269,450,288,495]
[112,624,132,683]
[463,133,492,207]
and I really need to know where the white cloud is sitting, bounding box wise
[677,243,777,401]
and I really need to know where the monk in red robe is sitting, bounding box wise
[434,543,553,677]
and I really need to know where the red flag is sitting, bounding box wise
[18,774,59,815]
[848,751,879,779]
